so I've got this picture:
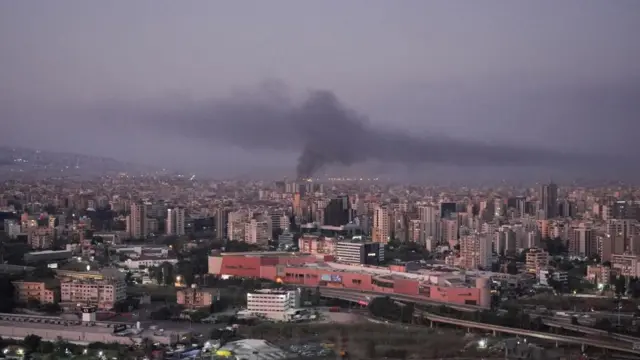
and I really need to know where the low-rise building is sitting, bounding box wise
[586,265,612,287]
[176,286,220,309]
[246,289,300,321]
[60,277,126,310]
[12,280,60,304]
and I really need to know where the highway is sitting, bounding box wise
[313,286,640,355]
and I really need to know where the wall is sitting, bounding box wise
[218,257,262,278]
[429,286,482,306]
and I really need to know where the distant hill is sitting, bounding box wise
[0,146,159,178]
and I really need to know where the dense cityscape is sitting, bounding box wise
[0,159,640,359]
[2,1,639,359]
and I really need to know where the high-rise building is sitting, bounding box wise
[323,196,352,227]
[419,206,439,245]
[440,202,457,219]
[541,183,558,219]
[569,223,596,257]
[227,211,248,241]
[166,207,185,236]
[245,219,271,245]
[460,234,493,270]
[215,208,230,241]
[126,201,147,240]
[372,205,390,243]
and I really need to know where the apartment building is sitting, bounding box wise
[60,278,126,309]
[176,286,220,309]
[611,254,640,278]
[525,248,549,274]
[12,280,59,304]
[459,234,492,270]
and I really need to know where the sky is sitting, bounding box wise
[1,1,639,179]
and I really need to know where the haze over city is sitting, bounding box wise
[5,2,640,359]
[1,1,640,180]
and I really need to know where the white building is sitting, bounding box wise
[166,207,186,236]
[244,219,271,245]
[246,289,300,321]
[3,220,22,239]
[123,256,179,269]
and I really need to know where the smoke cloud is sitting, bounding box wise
[113,84,622,179]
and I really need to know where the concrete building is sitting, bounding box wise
[126,201,147,240]
[525,248,549,274]
[165,207,185,236]
[246,289,300,321]
[209,253,492,308]
[568,223,596,257]
[60,277,126,310]
[176,286,220,309]
[244,219,271,245]
[372,206,390,243]
[459,234,492,270]
[335,241,385,265]
[28,227,55,249]
[12,280,59,304]
[541,182,558,219]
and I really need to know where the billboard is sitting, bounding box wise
[321,274,343,283]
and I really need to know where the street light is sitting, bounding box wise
[478,339,487,349]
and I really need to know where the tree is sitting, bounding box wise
[125,271,134,284]
[614,276,627,296]
[506,261,518,275]
[23,334,42,353]
[0,276,16,312]
[140,337,154,357]
[38,341,55,354]
[41,302,62,314]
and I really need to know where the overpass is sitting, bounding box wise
[303,285,484,312]
[420,312,640,355]
[314,287,640,354]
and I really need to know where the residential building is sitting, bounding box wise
[126,201,147,240]
[244,219,271,245]
[372,206,390,243]
[176,286,220,309]
[166,207,186,236]
[525,248,549,274]
[12,280,59,304]
[459,234,493,270]
[568,223,596,257]
[60,277,126,309]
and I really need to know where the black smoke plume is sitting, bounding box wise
[124,84,618,178]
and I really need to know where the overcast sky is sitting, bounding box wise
[1,1,639,178]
